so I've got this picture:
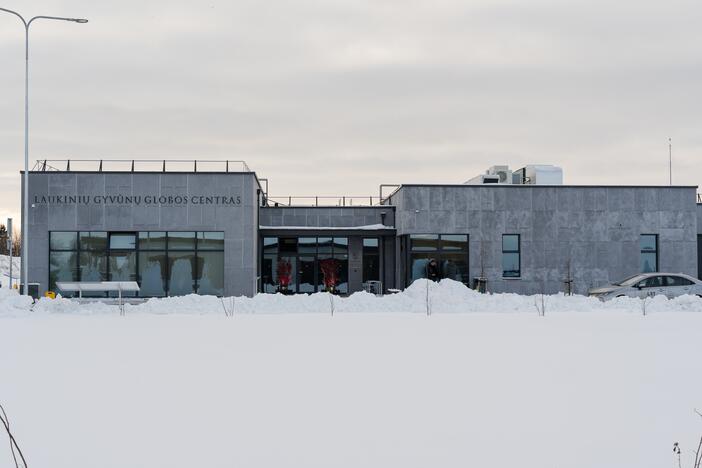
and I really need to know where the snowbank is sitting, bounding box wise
[0,286,33,316]
[2,278,702,316]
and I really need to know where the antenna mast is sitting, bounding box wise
[668,137,673,185]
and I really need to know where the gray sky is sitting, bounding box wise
[1,0,701,222]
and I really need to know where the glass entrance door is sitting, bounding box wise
[298,256,316,293]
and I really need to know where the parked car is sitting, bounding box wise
[588,273,702,301]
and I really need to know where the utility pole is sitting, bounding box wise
[668,137,673,185]
[0,7,88,295]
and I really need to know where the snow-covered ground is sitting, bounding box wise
[1,279,701,467]
[1,309,701,467]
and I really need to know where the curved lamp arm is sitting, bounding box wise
[0,7,28,27]
[28,15,89,27]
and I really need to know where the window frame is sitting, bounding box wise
[502,234,521,279]
[49,231,224,297]
[362,237,381,284]
[407,234,470,285]
[640,234,659,273]
[258,236,350,294]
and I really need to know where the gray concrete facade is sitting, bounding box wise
[259,206,395,229]
[23,171,260,297]
[24,166,700,298]
[385,185,699,295]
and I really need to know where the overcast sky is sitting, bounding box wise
[1,0,701,222]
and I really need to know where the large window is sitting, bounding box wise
[502,234,520,278]
[408,234,469,285]
[49,232,79,293]
[49,231,224,297]
[261,236,349,294]
[640,234,658,273]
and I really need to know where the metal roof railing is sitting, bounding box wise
[31,159,252,173]
[266,196,383,207]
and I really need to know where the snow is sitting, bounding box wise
[1,279,701,467]
[3,277,702,316]
[0,254,20,289]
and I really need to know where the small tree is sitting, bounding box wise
[0,224,8,255]
[534,279,547,316]
[563,257,574,295]
[473,240,487,293]
[11,229,21,257]
[426,279,431,316]
[220,297,235,317]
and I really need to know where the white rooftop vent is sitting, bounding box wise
[514,165,563,185]
[465,164,563,185]
[464,165,513,185]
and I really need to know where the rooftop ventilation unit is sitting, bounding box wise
[464,165,513,185]
[465,164,563,185]
[514,165,563,185]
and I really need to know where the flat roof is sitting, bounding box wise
[392,184,699,188]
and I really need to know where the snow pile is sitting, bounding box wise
[0,286,33,317]
[3,278,702,316]
[93,278,702,315]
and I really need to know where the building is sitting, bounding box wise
[22,159,702,298]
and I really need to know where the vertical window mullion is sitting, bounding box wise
[76,232,81,283]
[135,232,140,297]
[194,232,199,294]
[165,232,169,296]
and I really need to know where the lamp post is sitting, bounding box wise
[0,7,87,296]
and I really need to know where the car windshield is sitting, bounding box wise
[614,274,647,287]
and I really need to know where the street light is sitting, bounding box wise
[0,7,87,296]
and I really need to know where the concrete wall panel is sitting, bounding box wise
[391,185,698,295]
[25,172,259,297]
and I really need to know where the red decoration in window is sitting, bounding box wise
[319,258,340,292]
[277,260,292,289]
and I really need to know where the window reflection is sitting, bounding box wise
[260,236,349,294]
[169,252,196,295]
[138,252,167,297]
[502,234,520,278]
[197,252,224,296]
[409,235,469,285]
[49,251,77,294]
[49,231,224,297]
[640,234,658,272]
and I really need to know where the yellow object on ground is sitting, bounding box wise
[44,291,56,299]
